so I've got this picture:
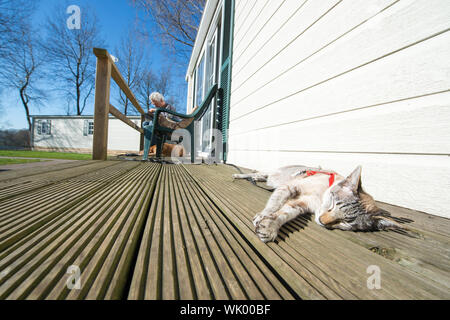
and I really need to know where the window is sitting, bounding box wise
[88,121,94,135]
[189,3,227,157]
[37,120,52,135]
[195,53,205,106]
[206,35,216,91]
[84,120,94,136]
[201,33,219,152]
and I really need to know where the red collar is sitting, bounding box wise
[306,170,336,187]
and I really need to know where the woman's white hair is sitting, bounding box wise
[150,92,165,103]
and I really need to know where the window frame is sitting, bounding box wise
[37,119,52,136]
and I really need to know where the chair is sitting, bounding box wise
[149,84,220,163]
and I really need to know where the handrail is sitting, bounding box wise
[93,48,145,115]
[92,47,146,160]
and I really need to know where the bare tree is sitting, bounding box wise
[132,0,206,61]
[153,67,173,98]
[114,28,147,115]
[42,3,105,115]
[136,68,156,112]
[137,65,175,112]
[0,0,34,59]
[0,26,46,134]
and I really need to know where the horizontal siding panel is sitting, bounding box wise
[232,0,283,58]
[226,150,450,218]
[234,0,256,27]
[229,31,450,134]
[108,119,140,151]
[33,118,140,152]
[234,0,246,13]
[34,119,92,149]
[231,0,397,105]
[228,92,450,155]
[231,0,338,88]
[230,0,450,120]
[233,0,306,65]
[233,0,269,45]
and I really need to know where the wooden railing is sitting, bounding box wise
[92,48,145,160]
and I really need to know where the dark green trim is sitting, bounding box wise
[219,0,235,163]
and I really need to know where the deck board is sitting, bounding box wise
[0,160,99,183]
[0,161,121,201]
[128,164,294,300]
[0,161,448,300]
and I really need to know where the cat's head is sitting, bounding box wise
[316,166,400,231]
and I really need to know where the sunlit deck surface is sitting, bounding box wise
[0,160,449,300]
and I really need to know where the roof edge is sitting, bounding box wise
[185,0,220,81]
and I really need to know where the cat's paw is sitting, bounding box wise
[252,212,266,227]
[255,217,279,243]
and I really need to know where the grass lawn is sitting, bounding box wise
[0,150,92,160]
[0,158,46,165]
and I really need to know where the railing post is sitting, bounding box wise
[139,114,145,152]
[92,52,111,160]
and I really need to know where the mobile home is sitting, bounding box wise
[31,115,142,154]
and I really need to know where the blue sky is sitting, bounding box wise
[0,0,190,130]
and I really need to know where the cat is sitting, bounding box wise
[233,165,403,243]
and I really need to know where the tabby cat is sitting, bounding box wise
[233,165,402,243]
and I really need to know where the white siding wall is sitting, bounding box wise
[33,118,92,150]
[228,0,450,218]
[108,118,141,151]
[33,117,141,152]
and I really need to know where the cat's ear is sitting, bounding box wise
[342,165,362,193]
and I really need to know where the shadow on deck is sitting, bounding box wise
[0,160,449,300]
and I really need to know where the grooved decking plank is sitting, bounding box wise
[0,162,139,252]
[183,164,450,300]
[334,224,450,290]
[0,160,98,182]
[128,164,295,300]
[174,165,295,300]
[129,165,230,299]
[0,162,158,299]
[0,161,121,201]
[166,165,196,299]
[377,202,450,238]
[64,163,160,300]
[174,165,259,300]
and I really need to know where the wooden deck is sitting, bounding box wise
[0,160,449,300]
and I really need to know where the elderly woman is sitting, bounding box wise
[141,92,179,161]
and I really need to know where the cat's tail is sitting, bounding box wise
[227,163,259,185]
[373,210,419,237]
[226,163,246,174]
